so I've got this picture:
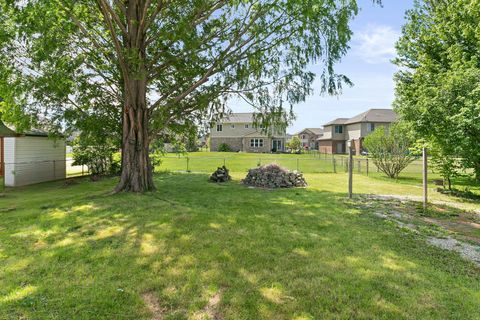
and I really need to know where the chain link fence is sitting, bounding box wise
[1,159,90,189]
[157,154,437,179]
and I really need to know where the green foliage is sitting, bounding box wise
[72,141,120,177]
[394,0,480,180]
[429,144,461,190]
[0,0,368,143]
[364,125,416,179]
[218,143,232,152]
[287,136,302,153]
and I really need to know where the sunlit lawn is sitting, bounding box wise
[1,172,479,319]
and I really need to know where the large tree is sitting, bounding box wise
[394,0,480,180]
[1,0,369,192]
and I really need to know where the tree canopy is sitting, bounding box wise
[0,0,373,191]
[394,0,480,180]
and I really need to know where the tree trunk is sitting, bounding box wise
[115,81,155,193]
[113,0,155,193]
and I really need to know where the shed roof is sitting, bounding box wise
[0,120,17,137]
[0,119,49,137]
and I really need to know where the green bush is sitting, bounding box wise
[218,143,232,152]
[72,144,120,177]
[363,124,415,179]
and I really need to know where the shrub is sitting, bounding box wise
[363,124,416,179]
[72,144,120,178]
[218,143,232,152]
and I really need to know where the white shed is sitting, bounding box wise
[1,121,66,187]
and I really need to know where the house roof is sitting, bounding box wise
[297,128,324,135]
[220,113,254,123]
[324,118,349,126]
[344,108,397,125]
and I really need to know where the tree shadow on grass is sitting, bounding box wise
[0,172,479,319]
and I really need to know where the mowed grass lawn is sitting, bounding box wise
[1,172,479,319]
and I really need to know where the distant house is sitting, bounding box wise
[296,128,324,150]
[209,113,287,153]
[0,120,66,187]
[318,109,398,155]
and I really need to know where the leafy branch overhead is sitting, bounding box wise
[0,0,375,191]
[2,0,358,130]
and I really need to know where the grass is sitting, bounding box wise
[160,151,480,208]
[1,172,479,319]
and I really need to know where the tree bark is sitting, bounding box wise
[113,0,155,192]
[115,86,155,192]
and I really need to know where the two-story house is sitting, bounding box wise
[318,109,397,155]
[209,113,287,153]
[296,128,324,150]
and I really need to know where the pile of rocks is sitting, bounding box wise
[242,164,307,188]
[209,166,231,182]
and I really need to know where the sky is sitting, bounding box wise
[230,0,415,133]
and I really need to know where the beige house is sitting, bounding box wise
[296,128,324,150]
[209,113,287,153]
[318,109,398,155]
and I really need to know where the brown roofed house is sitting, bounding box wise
[296,128,324,150]
[318,109,398,155]
[209,113,287,153]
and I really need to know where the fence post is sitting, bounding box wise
[357,160,361,173]
[259,158,261,167]
[296,158,299,171]
[348,147,353,198]
[53,160,56,180]
[366,158,369,176]
[333,157,336,173]
[223,158,226,167]
[186,157,190,172]
[423,147,428,212]
[82,164,84,176]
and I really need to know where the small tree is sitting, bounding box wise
[287,137,302,154]
[429,144,460,190]
[363,125,416,179]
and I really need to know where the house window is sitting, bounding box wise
[231,124,235,129]
[250,138,264,148]
[367,123,375,132]
[301,134,306,139]
[245,124,249,129]
[216,124,222,132]
[334,125,343,134]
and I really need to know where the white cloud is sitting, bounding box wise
[352,24,400,64]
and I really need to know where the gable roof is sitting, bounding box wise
[219,113,254,123]
[344,109,397,125]
[306,128,324,135]
[324,118,349,126]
